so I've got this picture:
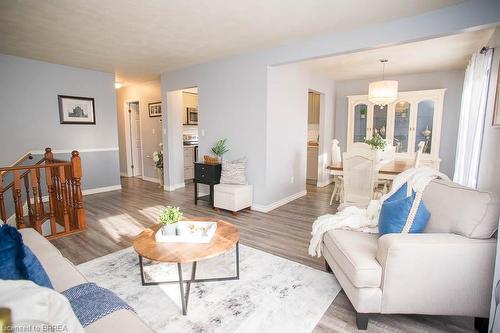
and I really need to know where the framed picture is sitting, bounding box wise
[58,95,95,125]
[493,64,500,127]
[149,102,162,117]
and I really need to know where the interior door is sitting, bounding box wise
[129,102,143,176]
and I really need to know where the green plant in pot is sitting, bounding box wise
[159,206,183,236]
[211,138,229,163]
[364,132,387,161]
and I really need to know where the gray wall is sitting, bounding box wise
[161,0,500,206]
[0,54,121,190]
[334,70,465,178]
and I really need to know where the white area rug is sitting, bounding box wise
[78,245,340,333]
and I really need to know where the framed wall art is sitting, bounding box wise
[58,95,96,125]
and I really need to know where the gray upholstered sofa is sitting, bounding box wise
[20,228,154,333]
[323,179,500,331]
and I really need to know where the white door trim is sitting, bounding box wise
[123,100,144,177]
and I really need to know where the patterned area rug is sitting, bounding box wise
[78,245,340,333]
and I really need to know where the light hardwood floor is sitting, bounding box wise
[51,177,475,332]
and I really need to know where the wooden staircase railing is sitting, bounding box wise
[0,148,86,239]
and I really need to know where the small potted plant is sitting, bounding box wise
[364,132,387,161]
[158,206,183,235]
[211,138,229,163]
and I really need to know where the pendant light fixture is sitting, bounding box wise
[368,59,398,106]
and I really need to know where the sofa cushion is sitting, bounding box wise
[323,230,382,288]
[0,280,84,333]
[0,225,53,288]
[379,183,430,235]
[41,255,88,292]
[423,179,500,238]
[19,228,62,260]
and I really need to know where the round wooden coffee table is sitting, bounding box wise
[133,219,240,315]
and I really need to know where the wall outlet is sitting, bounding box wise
[290,176,294,184]
[152,128,155,135]
[201,129,205,136]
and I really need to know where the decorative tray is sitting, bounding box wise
[155,221,217,243]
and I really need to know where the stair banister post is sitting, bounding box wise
[12,170,25,229]
[71,151,86,230]
[44,147,53,162]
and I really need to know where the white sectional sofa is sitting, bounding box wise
[20,228,154,333]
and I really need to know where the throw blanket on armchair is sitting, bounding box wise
[308,167,449,257]
[62,282,135,327]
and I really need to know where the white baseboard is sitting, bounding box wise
[120,172,129,177]
[142,176,160,184]
[251,190,307,213]
[82,185,122,195]
[164,183,185,192]
[316,179,333,187]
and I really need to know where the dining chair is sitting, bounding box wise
[341,149,378,207]
[414,141,425,168]
[329,140,343,205]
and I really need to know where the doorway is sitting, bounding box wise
[306,91,321,185]
[127,101,143,177]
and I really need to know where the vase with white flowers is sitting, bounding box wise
[159,206,183,235]
[152,143,164,187]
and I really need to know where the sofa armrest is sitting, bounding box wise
[376,233,496,317]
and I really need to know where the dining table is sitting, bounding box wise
[327,159,414,180]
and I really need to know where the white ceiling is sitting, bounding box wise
[299,28,494,80]
[0,0,463,85]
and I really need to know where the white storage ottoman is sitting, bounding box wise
[214,184,253,215]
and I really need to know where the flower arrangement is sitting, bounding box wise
[159,206,183,225]
[158,206,183,235]
[364,132,387,151]
[152,143,163,170]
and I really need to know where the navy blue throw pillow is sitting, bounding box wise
[379,183,430,236]
[0,224,53,288]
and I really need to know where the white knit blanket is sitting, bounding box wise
[308,167,449,257]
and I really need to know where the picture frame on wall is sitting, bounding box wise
[493,64,500,127]
[58,95,96,125]
[149,102,162,117]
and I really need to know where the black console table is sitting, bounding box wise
[194,162,221,207]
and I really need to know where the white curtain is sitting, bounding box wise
[453,48,493,188]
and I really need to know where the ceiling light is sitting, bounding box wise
[115,82,123,89]
[368,59,398,106]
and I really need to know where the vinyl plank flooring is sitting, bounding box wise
[50,177,474,332]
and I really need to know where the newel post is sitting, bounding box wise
[71,151,86,230]
[44,147,53,162]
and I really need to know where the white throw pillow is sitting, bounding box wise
[220,158,247,185]
[0,280,84,333]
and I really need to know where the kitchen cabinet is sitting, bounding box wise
[184,146,196,180]
[347,89,445,169]
[308,92,320,124]
[306,146,319,181]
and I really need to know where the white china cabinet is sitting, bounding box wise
[347,89,445,169]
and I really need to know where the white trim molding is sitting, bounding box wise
[251,190,307,213]
[82,185,122,195]
[31,148,119,155]
[120,172,129,177]
[164,183,185,192]
[142,176,160,184]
